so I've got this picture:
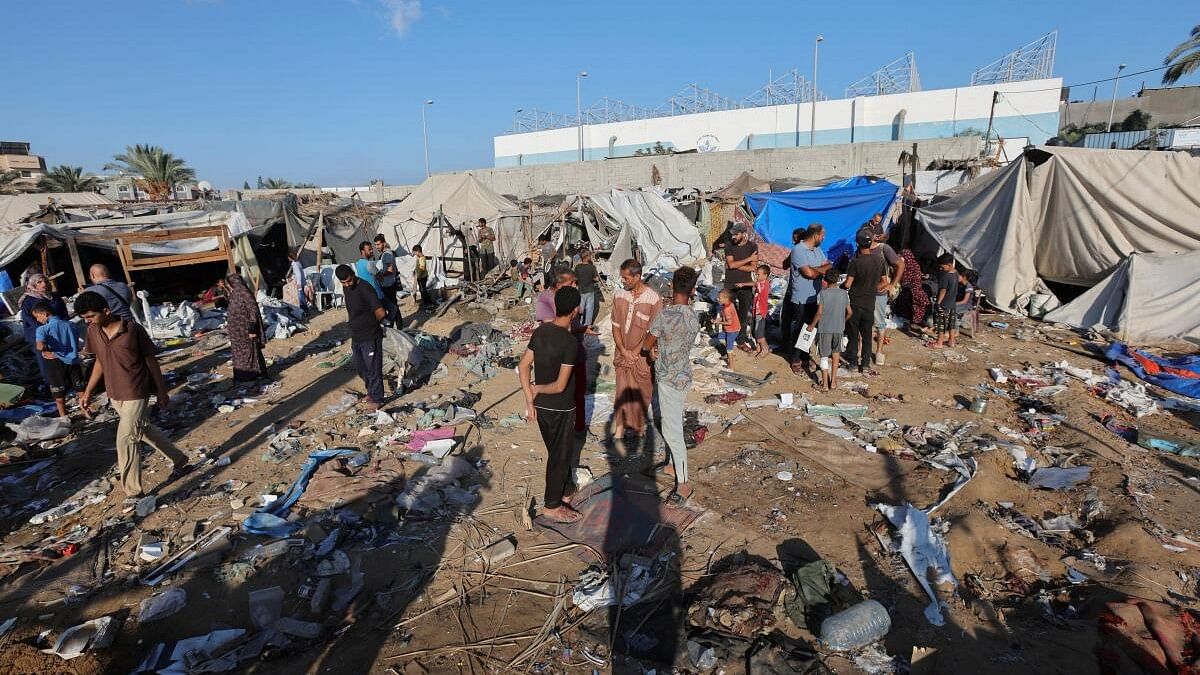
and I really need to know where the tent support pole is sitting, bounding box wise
[67,237,84,293]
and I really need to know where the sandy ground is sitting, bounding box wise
[0,291,1197,674]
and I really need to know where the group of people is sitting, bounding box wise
[519,253,702,522]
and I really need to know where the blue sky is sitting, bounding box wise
[2,0,1196,188]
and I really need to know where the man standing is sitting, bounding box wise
[412,245,435,309]
[644,265,700,502]
[85,264,136,323]
[612,258,662,438]
[75,292,191,503]
[723,223,758,347]
[288,250,310,315]
[355,241,383,300]
[537,234,557,286]
[573,249,599,329]
[519,286,583,524]
[778,227,804,355]
[842,231,888,373]
[373,235,400,326]
[788,224,831,374]
[864,218,903,365]
[476,218,497,274]
[336,264,387,410]
[535,268,575,323]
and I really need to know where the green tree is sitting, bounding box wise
[104,144,195,201]
[293,182,319,189]
[36,165,100,193]
[1060,122,1110,144]
[0,170,24,195]
[1120,109,1153,131]
[262,178,292,189]
[1162,25,1200,85]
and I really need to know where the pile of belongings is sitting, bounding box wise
[256,291,306,340]
[144,301,225,340]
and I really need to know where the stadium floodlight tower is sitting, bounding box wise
[970,31,1057,85]
[845,52,923,97]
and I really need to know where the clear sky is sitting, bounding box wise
[2,1,1196,189]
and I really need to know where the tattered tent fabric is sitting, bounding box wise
[1043,252,1200,342]
[586,188,707,276]
[707,171,771,202]
[918,146,1200,313]
[0,193,114,228]
[377,173,525,262]
[744,178,899,263]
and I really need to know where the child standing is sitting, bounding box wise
[751,264,771,357]
[808,268,851,391]
[929,254,959,349]
[715,289,741,367]
[33,301,81,418]
[508,259,528,302]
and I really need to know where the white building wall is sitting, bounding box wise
[496,78,1062,166]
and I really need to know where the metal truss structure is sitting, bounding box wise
[970,31,1057,86]
[508,70,827,133]
[844,52,922,97]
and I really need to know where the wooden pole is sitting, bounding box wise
[67,237,85,292]
[314,211,325,275]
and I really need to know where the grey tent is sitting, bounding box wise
[917,146,1200,313]
[1042,251,1200,342]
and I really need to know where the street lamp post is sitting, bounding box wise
[577,71,588,162]
[810,34,823,147]
[421,99,434,178]
[513,108,523,133]
[1107,64,1127,133]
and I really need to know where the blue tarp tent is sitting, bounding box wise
[745,177,899,263]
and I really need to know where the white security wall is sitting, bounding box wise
[496,78,1061,166]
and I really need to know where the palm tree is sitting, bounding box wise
[37,165,101,193]
[1163,25,1200,85]
[104,144,195,201]
[262,178,292,189]
[0,170,23,195]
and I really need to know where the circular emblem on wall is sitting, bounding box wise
[697,134,720,153]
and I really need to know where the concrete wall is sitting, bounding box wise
[448,136,981,199]
[496,78,1058,166]
[1062,86,1200,129]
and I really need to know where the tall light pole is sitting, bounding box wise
[810,34,823,147]
[513,108,523,133]
[421,99,434,178]
[1107,63,1127,133]
[576,70,588,162]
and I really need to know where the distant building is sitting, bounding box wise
[0,141,47,180]
[99,174,199,201]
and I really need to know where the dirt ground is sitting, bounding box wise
[0,290,1197,674]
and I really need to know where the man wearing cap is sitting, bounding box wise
[723,223,758,348]
[842,229,889,373]
[862,214,904,365]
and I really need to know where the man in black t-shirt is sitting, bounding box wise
[573,249,600,328]
[336,264,387,410]
[519,285,583,523]
[841,232,888,372]
[723,223,759,346]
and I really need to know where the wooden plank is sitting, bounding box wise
[124,251,232,271]
[67,237,85,293]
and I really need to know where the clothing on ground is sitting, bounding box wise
[86,319,159,402]
[528,323,577,411]
[343,280,384,345]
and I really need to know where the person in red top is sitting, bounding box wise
[750,264,771,358]
[715,289,741,367]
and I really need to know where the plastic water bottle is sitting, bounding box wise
[819,599,891,651]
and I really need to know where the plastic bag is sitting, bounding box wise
[6,414,71,443]
[794,325,816,351]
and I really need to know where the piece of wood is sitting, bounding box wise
[66,238,85,292]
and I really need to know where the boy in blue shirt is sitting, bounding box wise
[33,301,81,418]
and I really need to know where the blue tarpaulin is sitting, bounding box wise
[745,178,899,263]
[242,447,358,537]
[1106,342,1200,400]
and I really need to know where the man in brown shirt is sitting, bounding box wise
[75,291,191,501]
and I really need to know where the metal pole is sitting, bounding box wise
[576,71,588,162]
[513,108,522,133]
[810,35,823,147]
[794,71,801,147]
[1107,64,1126,132]
[421,100,433,178]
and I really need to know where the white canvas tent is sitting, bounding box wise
[1042,251,1200,342]
[0,192,114,228]
[583,188,706,277]
[917,146,1200,313]
[376,173,526,264]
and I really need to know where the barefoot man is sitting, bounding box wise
[519,286,584,523]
